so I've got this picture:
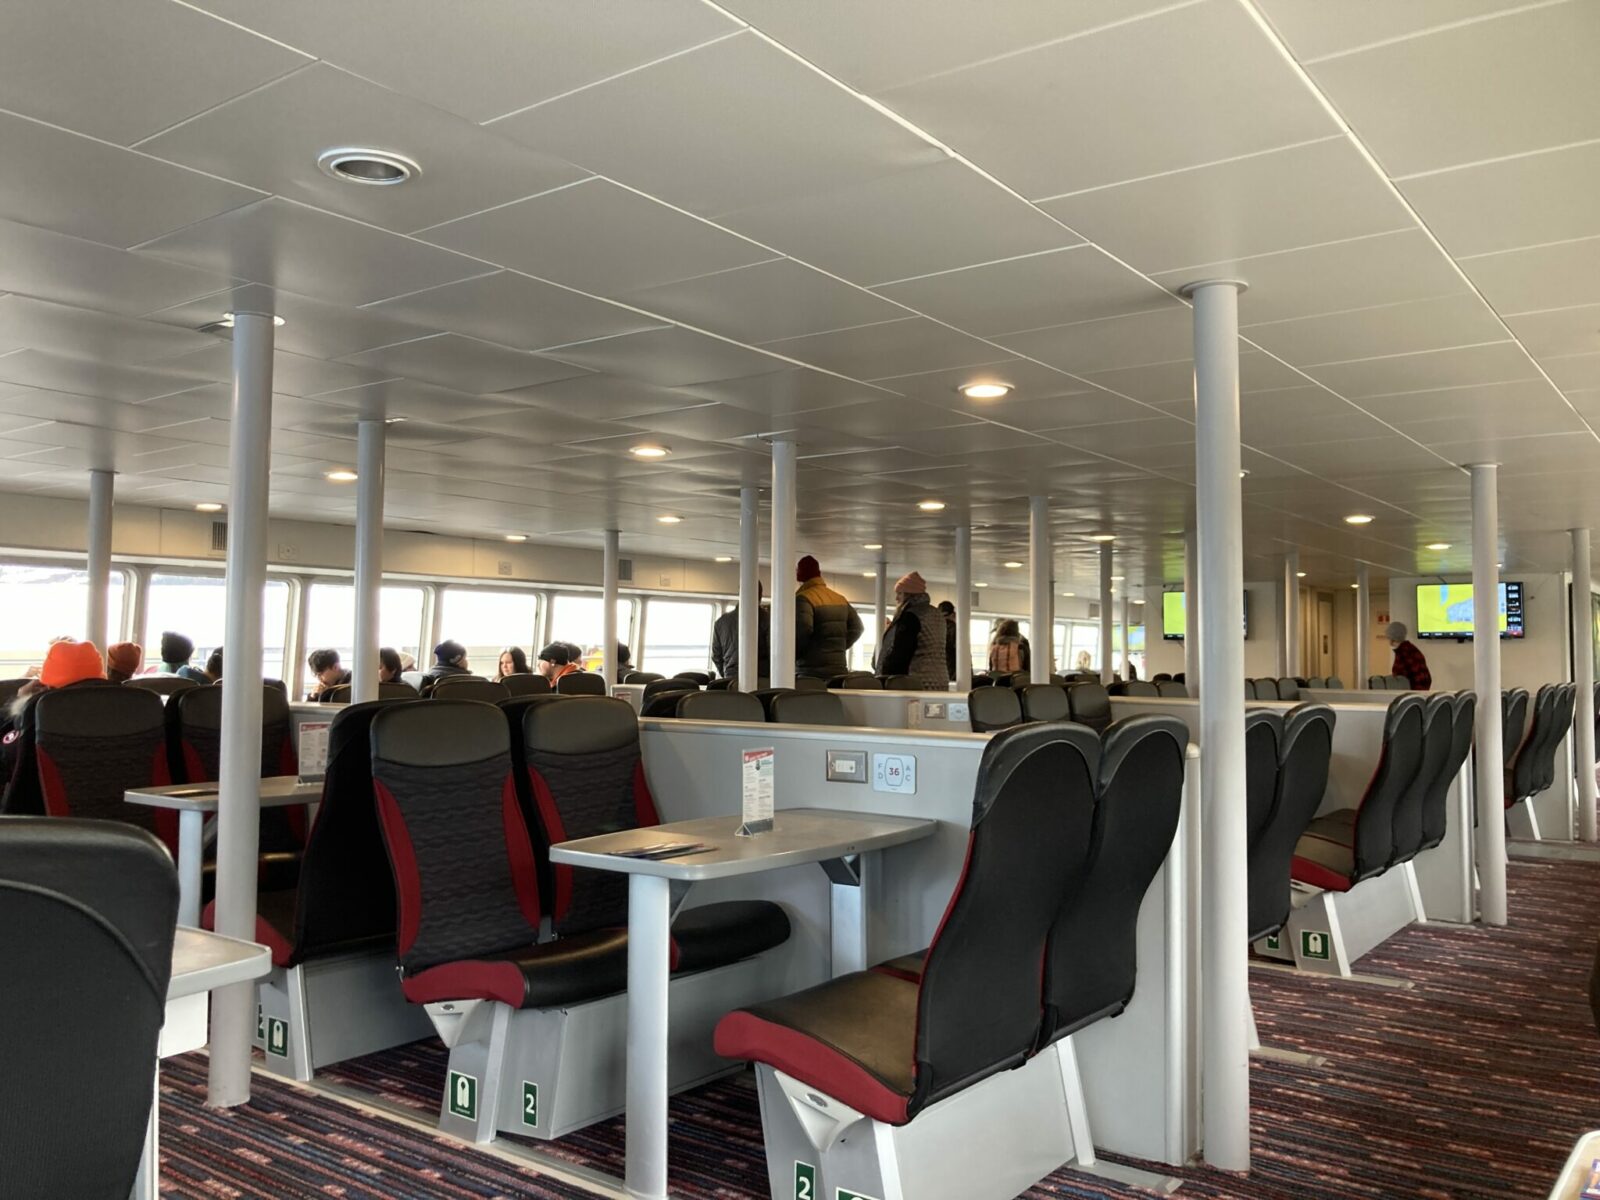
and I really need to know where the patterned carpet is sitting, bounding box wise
[159,857,1600,1199]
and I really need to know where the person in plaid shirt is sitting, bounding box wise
[1386,621,1432,691]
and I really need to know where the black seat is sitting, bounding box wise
[751,687,794,719]
[792,676,829,693]
[501,673,551,697]
[1502,687,1530,774]
[706,677,735,690]
[1305,676,1326,690]
[673,671,713,687]
[642,677,694,704]
[556,671,607,696]
[1156,680,1189,698]
[969,673,997,688]
[0,817,178,1199]
[1420,692,1476,852]
[769,691,848,726]
[1152,673,1172,683]
[1117,680,1159,697]
[1066,682,1112,734]
[1248,705,1334,940]
[167,682,304,854]
[880,674,917,691]
[623,671,664,684]
[1391,693,1455,864]
[125,674,200,696]
[641,689,698,717]
[1367,675,1387,690]
[829,672,881,690]
[1508,684,1558,804]
[968,686,1022,732]
[677,690,765,722]
[715,722,1100,1125]
[1385,675,1410,690]
[1242,710,1286,932]
[1277,679,1301,702]
[431,676,511,704]
[318,683,351,704]
[1293,694,1425,891]
[1325,676,1344,690]
[326,680,418,702]
[1017,683,1069,722]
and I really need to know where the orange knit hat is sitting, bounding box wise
[39,640,108,688]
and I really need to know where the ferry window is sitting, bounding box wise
[850,617,879,673]
[436,587,542,676]
[1067,622,1100,674]
[548,594,635,672]
[0,564,126,676]
[144,573,290,682]
[641,599,716,676]
[302,583,427,675]
[1054,621,1068,671]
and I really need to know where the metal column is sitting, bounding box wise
[1575,529,1597,842]
[874,553,889,666]
[602,529,620,688]
[1184,278,1250,1171]
[770,439,797,688]
[351,419,385,704]
[1099,542,1114,685]
[1471,463,1506,924]
[1121,594,1132,679]
[954,524,972,691]
[208,311,275,1107]
[1029,496,1050,684]
[1283,549,1300,679]
[86,468,113,650]
[1184,530,1199,696]
[738,486,760,693]
[1355,564,1371,685]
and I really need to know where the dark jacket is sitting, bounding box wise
[795,577,864,679]
[944,617,957,681]
[712,605,770,680]
[1391,640,1431,691]
[422,661,471,686]
[875,594,947,689]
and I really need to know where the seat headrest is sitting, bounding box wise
[524,695,638,755]
[34,683,162,737]
[1017,683,1069,722]
[371,699,508,767]
[1099,714,1189,789]
[968,686,1022,730]
[974,721,1100,825]
[555,672,608,695]
[769,690,847,726]
[430,677,511,704]
[676,690,765,722]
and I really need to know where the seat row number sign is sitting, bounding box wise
[1301,931,1330,961]
[448,1070,478,1121]
[521,1081,538,1129]
[794,1161,815,1200]
[871,752,916,795]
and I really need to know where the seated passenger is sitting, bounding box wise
[615,642,633,683]
[1387,622,1431,691]
[160,631,209,682]
[874,572,948,689]
[422,640,471,686]
[305,648,351,701]
[496,646,531,681]
[537,642,580,685]
[378,646,402,683]
[105,641,143,684]
[203,647,222,683]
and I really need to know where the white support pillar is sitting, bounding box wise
[738,486,760,692]
[86,468,113,650]
[351,419,385,704]
[208,310,275,1108]
[1099,542,1114,685]
[602,529,620,688]
[1184,277,1250,1171]
[770,439,797,688]
[1184,530,1199,696]
[1355,564,1371,685]
[1030,496,1051,684]
[1471,462,1506,925]
[954,524,973,691]
[1575,529,1598,843]
[1283,549,1301,679]
[1121,594,1132,679]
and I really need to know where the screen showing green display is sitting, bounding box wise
[1161,590,1247,639]
[1414,581,1523,639]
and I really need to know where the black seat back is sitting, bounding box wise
[371,700,540,976]
[1367,675,1387,690]
[125,675,200,697]
[677,690,764,722]
[431,676,511,704]
[1043,715,1188,1039]
[910,723,1099,1116]
[1544,683,1578,794]
[769,691,847,726]
[1386,675,1410,690]
[1421,692,1476,850]
[1249,704,1334,940]
[1392,692,1455,864]
[319,683,352,704]
[623,671,664,684]
[1243,710,1285,863]
[792,676,828,693]
[500,673,551,697]
[1017,683,1069,723]
[1255,679,1280,700]
[556,671,607,696]
[0,817,177,1199]
[1325,676,1344,690]
[1305,676,1325,690]
[642,677,692,703]
[380,679,420,699]
[673,671,713,687]
[829,672,880,690]
[1156,680,1189,698]
[1066,682,1112,733]
[879,674,918,691]
[1121,680,1159,697]
[1502,687,1530,772]
[641,689,697,717]
[1511,684,1560,801]
[1277,679,1301,702]
[1350,694,1426,879]
[168,683,301,850]
[968,687,1022,732]
[752,688,794,719]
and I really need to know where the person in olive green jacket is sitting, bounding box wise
[794,555,863,679]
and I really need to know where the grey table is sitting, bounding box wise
[132,927,272,1200]
[124,777,321,927]
[550,807,938,1200]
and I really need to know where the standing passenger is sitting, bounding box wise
[875,573,948,689]
[988,619,1029,675]
[712,583,771,681]
[937,600,957,682]
[794,556,862,680]
[1386,622,1432,691]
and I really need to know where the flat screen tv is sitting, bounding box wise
[1414,581,1524,640]
[1161,589,1249,640]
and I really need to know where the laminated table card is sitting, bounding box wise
[297,722,331,785]
[738,746,775,836]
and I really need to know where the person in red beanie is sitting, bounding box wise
[3,640,109,764]
[794,556,862,679]
[105,641,144,683]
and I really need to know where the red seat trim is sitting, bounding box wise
[372,779,422,957]
[201,899,294,967]
[501,772,543,929]
[633,758,660,827]
[401,960,528,1007]
[1289,855,1352,893]
[526,766,572,920]
[713,1010,912,1125]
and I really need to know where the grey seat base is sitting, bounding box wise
[1252,864,1423,977]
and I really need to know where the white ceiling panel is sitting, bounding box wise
[417,179,774,298]
[894,422,1045,457]
[1396,401,1589,444]
[1305,3,1600,178]
[313,378,531,425]
[136,198,491,307]
[492,374,702,423]
[0,295,216,364]
[364,270,663,353]
[157,345,394,399]
[716,159,1081,288]
[140,64,587,236]
[875,247,1176,337]
[0,219,236,318]
[615,403,776,443]
[1273,435,1449,476]
[1009,392,1164,433]
[879,0,1335,199]
[544,326,787,388]
[1039,136,1412,275]
[1242,293,1510,365]
[1255,0,1540,61]
[0,387,223,434]
[1542,353,1600,394]
[339,333,588,394]
[489,32,943,218]
[0,0,309,146]
[0,111,262,249]
[0,349,216,404]
[673,369,895,419]
[1080,351,1308,406]
[1426,431,1600,475]
[1305,340,1537,400]
[143,284,432,361]
[188,0,739,124]
[1359,378,1576,428]
[1502,304,1600,359]
[1458,234,1600,316]
[993,306,1199,375]
[1237,388,1389,447]
[619,259,902,345]
[786,397,974,441]
[762,317,1001,381]
[1154,229,1468,324]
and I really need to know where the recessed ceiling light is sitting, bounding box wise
[1344,514,1374,525]
[863,542,883,550]
[1003,560,1023,569]
[317,147,419,186]
[194,502,223,513]
[1351,583,1360,589]
[1089,534,1115,542]
[714,556,733,563]
[1296,571,1307,578]
[863,571,876,578]
[974,581,989,588]
[1426,542,1452,551]
[504,534,527,543]
[657,514,681,524]
[629,443,670,459]
[325,469,358,483]
[1111,575,1124,582]
[958,381,1011,400]
[1239,469,1250,479]
[918,500,946,511]
[1061,591,1075,598]
[206,312,286,332]
[384,416,406,424]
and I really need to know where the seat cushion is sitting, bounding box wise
[1291,809,1357,893]
[714,970,919,1125]
[400,928,631,1008]
[671,900,790,974]
[201,887,298,968]
[872,951,926,983]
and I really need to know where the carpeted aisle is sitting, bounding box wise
[160,858,1600,1199]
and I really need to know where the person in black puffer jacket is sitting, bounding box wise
[875,572,948,689]
[794,556,863,680]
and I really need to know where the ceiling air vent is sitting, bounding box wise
[210,521,227,553]
[619,557,634,583]
[497,561,512,577]
[1088,602,1100,620]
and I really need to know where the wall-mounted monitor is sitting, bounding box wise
[1161,589,1249,640]
[1414,581,1524,640]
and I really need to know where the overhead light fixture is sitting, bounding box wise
[1426,542,1452,551]
[204,312,286,332]
[504,534,527,543]
[384,416,407,424]
[1111,575,1124,582]
[1239,469,1250,479]
[974,581,989,588]
[1296,571,1307,578]
[195,502,223,513]
[317,147,419,186]
[629,443,670,459]
[1061,591,1075,598]
[1351,583,1360,589]
[657,514,682,524]
[863,571,876,578]
[1088,534,1115,542]
[917,500,946,511]
[325,469,358,482]
[1344,514,1374,525]
[1003,561,1023,569]
[958,381,1011,401]
[714,555,733,563]
[863,542,883,550]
